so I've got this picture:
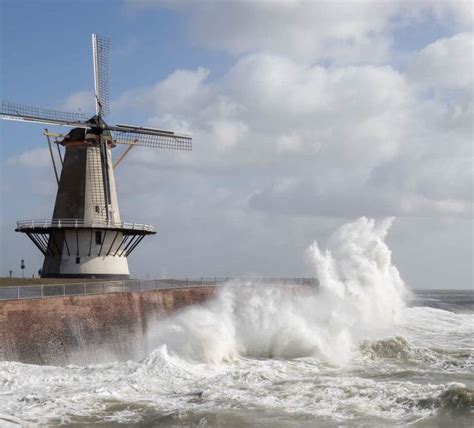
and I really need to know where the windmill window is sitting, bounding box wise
[95,231,102,245]
[75,256,81,264]
[95,205,100,213]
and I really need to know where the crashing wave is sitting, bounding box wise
[359,336,411,360]
[145,217,407,365]
[417,383,474,416]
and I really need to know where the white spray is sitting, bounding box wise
[145,217,407,365]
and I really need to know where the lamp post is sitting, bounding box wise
[21,259,25,278]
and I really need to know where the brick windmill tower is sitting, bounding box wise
[1,34,192,279]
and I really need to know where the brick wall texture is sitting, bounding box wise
[0,287,216,365]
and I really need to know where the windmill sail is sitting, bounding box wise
[110,124,192,151]
[1,101,87,128]
[92,34,110,116]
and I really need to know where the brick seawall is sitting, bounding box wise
[0,287,216,365]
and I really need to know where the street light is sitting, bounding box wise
[21,260,25,278]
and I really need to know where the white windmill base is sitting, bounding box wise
[16,221,155,279]
[45,253,130,279]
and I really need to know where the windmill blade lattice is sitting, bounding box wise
[111,129,192,151]
[1,100,87,127]
[92,34,110,116]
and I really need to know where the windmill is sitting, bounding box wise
[1,34,192,279]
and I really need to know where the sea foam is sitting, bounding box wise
[145,217,408,365]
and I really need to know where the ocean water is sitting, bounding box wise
[0,218,472,427]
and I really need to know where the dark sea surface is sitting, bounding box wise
[0,287,472,427]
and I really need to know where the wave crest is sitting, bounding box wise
[418,384,474,416]
[359,336,411,360]
[145,218,407,365]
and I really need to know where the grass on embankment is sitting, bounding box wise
[0,277,104,287]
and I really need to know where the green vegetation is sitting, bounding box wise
[0,277,102,287]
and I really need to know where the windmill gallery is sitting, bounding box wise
[1,34,192,279]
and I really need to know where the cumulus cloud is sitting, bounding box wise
[116,67,210,115]
[408,32,474,91]
[116,45,472,218]
[249,175,473,218]
[126,0,474,65]
[186,0,396,64]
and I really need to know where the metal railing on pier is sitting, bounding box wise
[0,278,317,301]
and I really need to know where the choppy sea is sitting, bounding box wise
[0,218,472,427]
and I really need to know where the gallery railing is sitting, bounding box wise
[16,219,156,232]
[0,278,318,301]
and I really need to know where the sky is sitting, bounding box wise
[0,0,472,289]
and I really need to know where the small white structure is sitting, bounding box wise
[2,34,192,279]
